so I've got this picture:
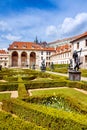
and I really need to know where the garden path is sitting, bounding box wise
[0,91,18,98]
[28,87,87,96]
[0,70,87,98]
[46,71,87,81]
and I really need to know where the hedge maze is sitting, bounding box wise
[0,68,87,129]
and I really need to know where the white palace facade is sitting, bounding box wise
[1,31,87,69]
[8,41,55,68]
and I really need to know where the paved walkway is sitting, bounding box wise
[0,91,18,98]
[0,70,87,98]
[28,87,67,96]
[46,71,87,81]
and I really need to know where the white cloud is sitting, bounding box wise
[60,13,87,35]
[46,13,87,39]
[1,9,87,48]
[1,34,22,41]
[0,20,11,31]
[46,25,58,36]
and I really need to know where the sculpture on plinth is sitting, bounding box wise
[40,59,46,72]
[68,48,82,81]
[0,65,2,71]
[32,63,35,70]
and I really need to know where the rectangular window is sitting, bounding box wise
[85,55,87,63]
[46,57,48,60]
[49,52,51,55]
[77,42,79,49]
[41,57,43,60]
[41,51,43,55]
[85,39,87,46]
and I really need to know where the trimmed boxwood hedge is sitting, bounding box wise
[2,99,87,130]
[0,69,87,92]
[24,94,87,115]
[0,83,18,91]
[0,111,47,130]
[25,80,67,89]
[18,77,29,99]
[22,75,37,81]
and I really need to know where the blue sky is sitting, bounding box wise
[0,0,87,49]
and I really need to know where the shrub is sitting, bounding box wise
[18,77,29,99]
[2,99,87,130]
[66,80,87,90]
[0,111,47,130]
[22,75,37,81]
[25,80,67,90]
[24,94,87,115]
[0,83,18,91]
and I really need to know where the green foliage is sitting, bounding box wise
[18,76,29,99]
[54,64,69,68]
[0,93,11,101]
[22,75,37,81]
[0,68,87,92]
[81,69,87,77]
[0,111,46,130]
[47,64,68,73]
[2,99,87,130]
[25,80,67,89]
[0,83,18,91]
[25,88,87,114]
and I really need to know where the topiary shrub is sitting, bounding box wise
[18,77,29,99]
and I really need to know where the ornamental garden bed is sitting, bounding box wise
[1,68,87,130]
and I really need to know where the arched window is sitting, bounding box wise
[12,51,18,66]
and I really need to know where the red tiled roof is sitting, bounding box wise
[52,44,71,56]
[48,32,87,45]
[70,32,87,43]
[8,41,55,51]
[48,36,77,45]
[0,50,8,54]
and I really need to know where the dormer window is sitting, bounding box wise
[14,45,18,48]
[77,42,79,49]
[85,39,87,47]
[32,46,35,48]
[23,45,27,48]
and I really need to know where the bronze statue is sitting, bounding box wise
[40,59,46,72]
[69,48,82,71]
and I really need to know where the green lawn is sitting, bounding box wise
[0,93,11,101]
[31,88,87,105]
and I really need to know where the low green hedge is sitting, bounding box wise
[18,77,29,99]
[22,75,37,81]
[24,94,87,114]
[4,77,18,82]
[0,83,18,91]
[25,79,87,91]
[0,93,11,101]
[66,80,87,90]
[2,99,87,130]
[0,111,47,130]
[25,80,67,89]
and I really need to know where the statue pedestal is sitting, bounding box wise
[69,71,81,81]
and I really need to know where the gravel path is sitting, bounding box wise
[46,71,87,81]
[0,71,87,98]
[0,91,18,98]
[28,87,67,96]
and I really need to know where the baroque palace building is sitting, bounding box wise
[0,50,9,68]
[1,31,87,69]
[8,41,55,68]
